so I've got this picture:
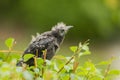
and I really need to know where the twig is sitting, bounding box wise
[0,50,23,53]
[43,49,47,64]
[4,40,17,61]
[36,49,39,57]
[102,56,115,80]
[73,61,79,73]
[69,73,71,80]
[42,49,47,77]
[34,56,38,79]
[102,63,111,80]
[34,49,39,68]
[57,47,81,74]
[57,56,74,74]
[33,49,40,79]
[4,50,11,61]
[34,56,37,68]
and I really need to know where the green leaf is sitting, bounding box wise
[37,58,44,68]
[23,71,33,80]
[54,63,59,71]
[5,38,15,49]
[23,54,35,62]
[79,51,91,57]
[64,65,72,72]
[46,60,51,65]
[70,46,78,53]
[98,61,110,65]
[82,45,89,51]
[34,68,40,74]
[109,70,120,75]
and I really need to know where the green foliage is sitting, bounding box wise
[109,70,120,75]
[5,38,15,49]
[23,54,35,62]
[1,0,120,40]
[0,38,120,80]
[70,46,77,53]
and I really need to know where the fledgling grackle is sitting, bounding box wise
[17,22,73,66]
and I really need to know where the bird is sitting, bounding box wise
[16,22,73,66]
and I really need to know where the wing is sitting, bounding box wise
[23,35,57,57]
[20,33,59,66]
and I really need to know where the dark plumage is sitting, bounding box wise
[17,23,73,66]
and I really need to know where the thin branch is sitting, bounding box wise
[4,50,11,61]
[34,56,37,68]
[102,56,114,80]
[102,63,111,80]
[0,50,23,53]
[57,46,81,74]
[33,49,39,79]
[36,49,39,57]
[57,56,74,74]
[4,40,17,61]
[73,61,79,73]
[43,49,47,65]
[69,73,71,80]
[42,49,47,77]
[34,49,39,68]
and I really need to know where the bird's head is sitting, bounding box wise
[52,22,73,37]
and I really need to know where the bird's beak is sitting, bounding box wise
[66,26,74,30]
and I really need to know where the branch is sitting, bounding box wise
[42,49,47,77]
[57,56,74,74]
[102,57,114,80]
[0,50,23,53]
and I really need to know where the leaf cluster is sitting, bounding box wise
[0,38,120,80]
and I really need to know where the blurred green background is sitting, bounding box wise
[0,0,120,41]
[0,0,120,70]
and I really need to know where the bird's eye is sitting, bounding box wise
[60,29,65,33]
[59,29,65,36]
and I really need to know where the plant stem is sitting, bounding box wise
[57,45,81,74]
[34,49,39,68]
[42,49,47,77]
[0,50,23,53]
[34,56,37,68]
[69,73,71,80]
[73,61,79,73]
[4,48,11,61]
[102,56,114,80]
[36,49,39,57]
[102,63,111,80]
[57,56,74,73]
